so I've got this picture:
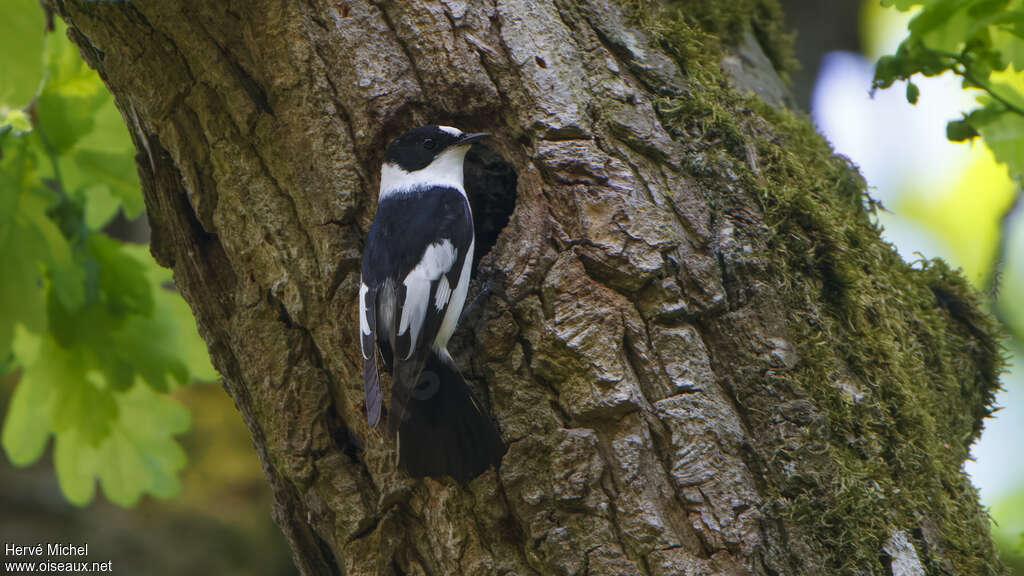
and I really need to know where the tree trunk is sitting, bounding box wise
[50,0,1006,574]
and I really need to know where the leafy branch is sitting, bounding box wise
[873,1,1024,153]
[873,0,1024,332]
[1,2,216,507]
[954,57,1024,116]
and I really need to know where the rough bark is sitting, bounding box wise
[50,0,1006,574]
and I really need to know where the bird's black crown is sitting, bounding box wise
[383,125,484,172]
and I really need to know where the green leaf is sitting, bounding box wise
[0,134,34,248]
[947,118,981,140]
[875,55,905,88]
[907,81,921,103]
[51,372,118,447]
[73,149,143,218]
[21,190,86,311]
[0,0,46,111]
[981,79,1024,110]
[882,0,924,10]
[0,185,55,359]
[54,429,99,506]
[0,219,49,332]
[35,90,106,155]
[112,315,189,392]
[966,102,1008,126]
[993,27,1024,72]
[125,244,217,381]
[43,21,106,99]
[97,386,189,506]
[52,384,190,507]
[968,0,1012,20]
[62,96,143,223]
[910,0,968,50]
[75,95,135,154]
[989,9,1024,65]
[1,368,53,466]
[10,323,41,366]
[108,244,218,389]
[15,332,192,507]
[87,234,154,318]
[0,140,25,351]
[14,337,115,448]
[83,184,122,230]
[978,111,1024,176]
[34,21,108,154]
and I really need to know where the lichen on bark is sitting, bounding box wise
[49,0,1006,574]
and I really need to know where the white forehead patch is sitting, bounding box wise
[438,125,463,137]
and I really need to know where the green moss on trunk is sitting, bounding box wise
[626,1,1006,573]
[673,0,797,80]
[756,104,1004,575]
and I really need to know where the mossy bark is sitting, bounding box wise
[50,0,1005,574]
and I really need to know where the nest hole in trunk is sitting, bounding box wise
[464,142,518,272]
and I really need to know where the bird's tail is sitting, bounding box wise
[397,351,506,483]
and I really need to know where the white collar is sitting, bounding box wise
[379,146,469,200]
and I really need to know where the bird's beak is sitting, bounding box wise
[457,132,489,146]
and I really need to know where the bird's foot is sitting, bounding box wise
[462,278,492,321]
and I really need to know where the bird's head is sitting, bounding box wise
[380,125,488,197]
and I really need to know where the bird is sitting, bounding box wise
[359,124,506,483]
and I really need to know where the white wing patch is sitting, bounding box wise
[434,239,474,351]
[359,281,371,359]
[399,240,457,358]
[435,275,451,312]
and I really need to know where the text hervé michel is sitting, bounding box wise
[4,542,113,573]
[6,543,89,557]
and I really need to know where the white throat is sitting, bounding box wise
[379,146,469,200]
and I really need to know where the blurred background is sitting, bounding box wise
[1,1,1021,574]
[0,381,297,575]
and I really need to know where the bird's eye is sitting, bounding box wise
[423,138,436,150]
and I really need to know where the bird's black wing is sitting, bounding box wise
[360,186,473,433]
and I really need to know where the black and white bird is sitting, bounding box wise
[359,125,505,483]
